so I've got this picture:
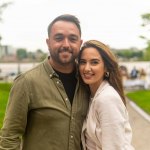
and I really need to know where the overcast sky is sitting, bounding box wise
[0,0,150,52]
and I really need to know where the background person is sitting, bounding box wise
[130,66,138,79]
[139,68,146,80]
[78,40,134,150]
[0,14,89,150]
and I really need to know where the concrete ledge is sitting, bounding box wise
[129,100,150,123]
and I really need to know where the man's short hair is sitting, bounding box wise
[47,14,81,37]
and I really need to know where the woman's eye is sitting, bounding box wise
[79,60,86,65]
[91,61,99,65]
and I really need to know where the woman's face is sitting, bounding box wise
[79,47,105,89]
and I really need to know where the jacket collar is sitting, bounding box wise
[43,57,78,79]
[94,80,110,98]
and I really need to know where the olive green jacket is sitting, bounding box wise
[0,58,89,150]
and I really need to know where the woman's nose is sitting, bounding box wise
[84,63,91,71]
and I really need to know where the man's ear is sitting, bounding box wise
[46,38,50,49]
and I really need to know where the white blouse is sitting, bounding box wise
[81,81,134,150]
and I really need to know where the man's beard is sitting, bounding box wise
[50,48,76,65]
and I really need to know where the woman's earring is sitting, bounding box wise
[105,72,109,78]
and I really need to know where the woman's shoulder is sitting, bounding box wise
[94,81,123,106]
[96,81,119,97]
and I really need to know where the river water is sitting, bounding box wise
[0,62,38,75]
[1,61,150,76]
[0,61,150,88]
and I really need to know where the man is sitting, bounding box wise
[0,14,89,150]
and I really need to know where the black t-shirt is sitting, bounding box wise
[54,69,77,105]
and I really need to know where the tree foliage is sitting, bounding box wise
[16,48,28,60]
[0,1,12,43]
[114,48,143,61]
[0,1,12,22]
[141,13,150,26]
[141,13,150,60]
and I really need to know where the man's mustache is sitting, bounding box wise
[59,48,72,53]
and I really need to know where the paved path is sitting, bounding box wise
[127,100,150,150]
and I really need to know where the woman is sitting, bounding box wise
[78,40,134,150]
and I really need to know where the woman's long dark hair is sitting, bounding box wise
[78,40,126,106]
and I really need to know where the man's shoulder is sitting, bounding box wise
[14,62,44,81]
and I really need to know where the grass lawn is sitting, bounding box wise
[126,90,150,115]
[0,83,12,128]
[0,82,150,129]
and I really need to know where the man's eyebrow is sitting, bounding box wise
[69,34,79,37]
[54,33,63,36]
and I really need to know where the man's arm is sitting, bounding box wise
[0,76,29,149]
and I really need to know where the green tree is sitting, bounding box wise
[141,13,150,26]
[16,48,28,60]
[114,48,143,61]
[35,49,47,61]
[0,1,12,22]
[0,1,12,46]
[141,13,150,61]
[27,51,36,60]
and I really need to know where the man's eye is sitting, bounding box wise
[70,39,76,42]
[54,35,63,41]
[55,37,63,41]
[69,36,78,42]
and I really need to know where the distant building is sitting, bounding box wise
[0,45,17,61]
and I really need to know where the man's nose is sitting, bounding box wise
[62,39,70,48]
